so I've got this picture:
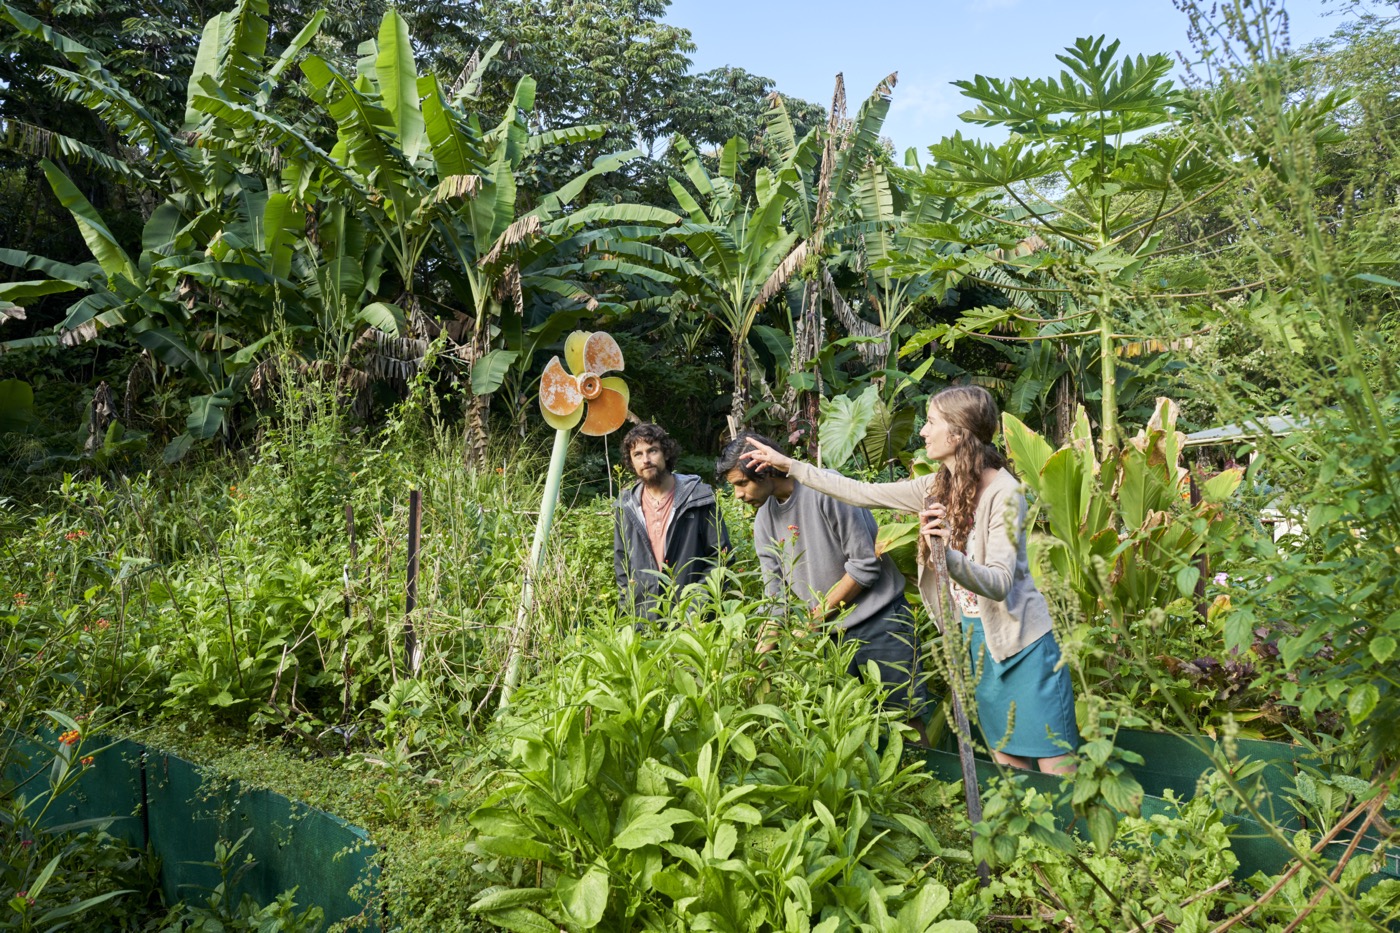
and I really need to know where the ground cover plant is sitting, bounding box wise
[3,0,1400,928]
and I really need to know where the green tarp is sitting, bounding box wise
[2,731,379,929]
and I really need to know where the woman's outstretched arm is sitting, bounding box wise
[740,439,928,514]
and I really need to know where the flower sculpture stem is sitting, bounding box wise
[499,331,628,710]
[500,427,570,705]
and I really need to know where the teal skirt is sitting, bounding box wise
[963,615,1080,759]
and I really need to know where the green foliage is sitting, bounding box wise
[817,385,880,470]
[0,714,161,930]
[1169,0,1400,765]
[467,615,968,932]
[150,830,324,932]
[1003,399,1241,627]
[901,35,1243,452]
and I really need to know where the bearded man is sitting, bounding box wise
[614,424,728,619]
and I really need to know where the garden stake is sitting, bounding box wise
[344,502,357,620]
[925,524,990,887]
[405,488,422,675]
[499,331,629,709]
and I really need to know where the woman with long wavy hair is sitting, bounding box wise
[741,385,1078,773]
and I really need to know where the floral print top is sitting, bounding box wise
[949,517,981,617]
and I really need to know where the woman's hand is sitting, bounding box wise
[920,502,950,552]
[740,438,795,475]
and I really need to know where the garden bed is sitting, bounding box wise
[923,727,1399,883]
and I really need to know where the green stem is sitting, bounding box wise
[1098,281,1118,458]
[499,427,571,709]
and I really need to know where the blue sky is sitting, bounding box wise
[664,0,1349,155]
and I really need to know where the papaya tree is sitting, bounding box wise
[908,36,1230,456]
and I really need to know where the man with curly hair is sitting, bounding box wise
[717,431,929,730]
[614,423,728,619]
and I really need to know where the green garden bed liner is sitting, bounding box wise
[922,728,1398,883]
[3,732,379,929]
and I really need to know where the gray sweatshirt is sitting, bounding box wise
[753,477,908,631]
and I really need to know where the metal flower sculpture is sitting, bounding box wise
[538,330,630,434]
[502,330,629,707]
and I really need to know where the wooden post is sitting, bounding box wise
[405,489,422,675]
[346,501,358,563]
[1189,471,1208,621]
[925,508,990,887]
[344,502,357,623]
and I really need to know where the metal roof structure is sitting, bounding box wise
[1181,414,1308,448]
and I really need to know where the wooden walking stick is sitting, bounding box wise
[924,496,991,887]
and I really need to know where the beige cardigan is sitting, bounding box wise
[785,462,1053,662]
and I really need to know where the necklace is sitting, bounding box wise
[643,484,673,507]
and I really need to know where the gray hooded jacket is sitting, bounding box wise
[614,473,728,619]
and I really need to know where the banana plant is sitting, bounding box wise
[649,133,814,430]
[760,75,906,446]
[0,0,330,459]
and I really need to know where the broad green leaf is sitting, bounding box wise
[532,149,642,218]
[185,392,232,440]
[0,279,81,302]
[0,248,100,284]
[1199,467,1243,504]
[357,301,405,336]
[1369,636,1397,665]
[375,8,424,163]
[556,859,608,929]
[474,906,558,933]
[1348,684,1379,724]
[263,193,304,280]
[468,887,550,911]
[1039,448,1087,546]
[896,880,953,929]
[1175,565,1200,598]
[184,11,227,128]
[41,160,135,281]
[263,9,325,93]
[476,834,555,862]
[471,349,519,395]
[1001,413,1054,488]
[1085,805,1117,854]
[819,385,880,469]
[0,378,37,434]
[860,400,917,469]
[469,806,531,837]
[613,810,688,850]
[710,821,738,860]
[163,433,195,464]
[422,75,476,177]
[132,326,208,379]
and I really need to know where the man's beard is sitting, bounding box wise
[640,465,669,489]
